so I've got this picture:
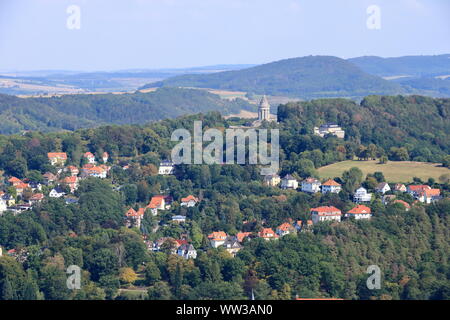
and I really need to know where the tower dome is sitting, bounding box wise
[258,95,270,121]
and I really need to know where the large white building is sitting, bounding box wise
[301,177,321,193]
[281,174,299,190]
[310,206,342,224]
[353,187,372,203]
[314,123,345,139]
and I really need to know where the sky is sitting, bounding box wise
[0,0,449,71]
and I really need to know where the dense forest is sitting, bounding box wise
[147,56,405,99]
[0,95,449,300]
[0,88,253,134]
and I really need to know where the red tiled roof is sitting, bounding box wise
[181,195,199,203]
[236,232,252,242]
[408,185,430,192]
[147,195,165,209]
[15,183,29,190]
[310,206,341,216]
[126,208,145,217]
[423,189,440,197]
[84,152,95,158]
[8,177,22,184]
[322,179,341,187]
[30,193,44,200]
[208,231,227,241]
[277,222,294,232]
[258,228,279,239]
[347,205,371,215]
[48,152,67,159]
[63,176,78,183]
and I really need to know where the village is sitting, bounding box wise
[0,148,444,262]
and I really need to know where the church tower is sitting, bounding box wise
[258,95,270,121]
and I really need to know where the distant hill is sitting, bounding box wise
[0,87,253,134]
[348,54,450,77]
[144,56,405,99]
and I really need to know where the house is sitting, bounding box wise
[102,152,109,163]
[353,187,372,203]
[394,184,407,193]
[177,244,197,259]
[346,205,372,220]
[14,182,30,197]
[48,152,67,166]
[375,182,391,194]
[66,166,79,176]
[28,193,44,205]
[264,174,281,187]
[64,196,79,205]
[382,194,396,205]
[62,176,78,193]
[180,195,199,207]
[81,166,107,179]
[321,179,342,194]
[43,172,57,185]
[83,152,96,164]
[147,195,167,216]
[0,198,7,214]
[8,177,23,187]
[281,174,298,190]
[393,200,411,211]
[125,207,145,228]
[294,220,303,232]
[258,228,279,241]
[49,187,66,198]
[172,215,186,223]
[158,161,175,175]
[314,123,345,139]
[28,181,42,192]
[208,231,228,248]
[310,206,342,224]
[421,189,441,204]
[276,222,296,237]
[1,194,15,206]
[407,185,431,198]
[236,232,252,243]
[223,237,243,257]
[301,177,321,193]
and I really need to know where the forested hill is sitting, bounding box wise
[145,56,404,99]
[278,95,450,159]
[348,54,450,77]
[0,88,253,134]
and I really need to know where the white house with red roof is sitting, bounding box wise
[208,231,228,248]
[301,177,321,193]
[310,206,342,224]
[420,189,441,204]
[276,223,296,237]
[258,228,279,240]
[345,205,372,220]
[62,176,79,193]
[47,152,67,166]
[180,195,199,207]
[125,207,145,228]
[83,152,96,164]
[81,166,107,179]
[394,184,407,193]
[146,195,167,215]
[321,179,342,194]
[407,185,431,198]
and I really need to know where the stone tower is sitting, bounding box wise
[258,95,271,121]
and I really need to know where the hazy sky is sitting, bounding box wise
[0,0,449,71]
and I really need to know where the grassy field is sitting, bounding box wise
[317,160,449,183]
